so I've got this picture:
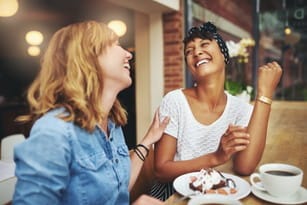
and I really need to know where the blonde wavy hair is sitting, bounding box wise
[18,21,127,132]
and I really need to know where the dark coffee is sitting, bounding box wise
[265,170,297,176]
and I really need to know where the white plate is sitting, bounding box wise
[173,172,251,200]
[187,194,242,205]
[251,183,307,204]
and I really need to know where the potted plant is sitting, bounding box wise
[225,38,255,102]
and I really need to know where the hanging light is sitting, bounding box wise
[107,20,127,37]
[0,0,19,17]
[282,0,291,36]
[284,26,292,35]
[25,30,44,46]
[27,46,41,57]
[284,10,292,35]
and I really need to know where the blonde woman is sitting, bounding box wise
[13,21,169,205]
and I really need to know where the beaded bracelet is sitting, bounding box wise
[257,95,272,105]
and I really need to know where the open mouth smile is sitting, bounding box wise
[196,59,210,67]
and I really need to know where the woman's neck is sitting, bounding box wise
[101,87,118,114]
[99,87,118,136]
[192,83,226,112]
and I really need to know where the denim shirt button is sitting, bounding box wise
[110,137,113,141]
[115,158,119,163]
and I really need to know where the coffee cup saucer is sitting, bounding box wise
[251,182,307,204]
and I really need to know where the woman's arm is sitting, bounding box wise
[129,109,169,190]
[153,132,241,182]
[233,61,282,175]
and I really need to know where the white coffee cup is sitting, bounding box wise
[250,163,303,197]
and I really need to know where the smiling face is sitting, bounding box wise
[98,40,133,91]
[184,37,226,83]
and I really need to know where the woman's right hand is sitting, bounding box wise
[215,124,250,163]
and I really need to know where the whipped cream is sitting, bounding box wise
[190,168,225,193]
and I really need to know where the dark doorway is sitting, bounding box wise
[118,50,136,149]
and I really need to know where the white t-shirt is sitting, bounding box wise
[159,89,253,161]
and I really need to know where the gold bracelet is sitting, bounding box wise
[257,95,272,105]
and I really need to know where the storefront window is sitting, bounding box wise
[259,0,307,100]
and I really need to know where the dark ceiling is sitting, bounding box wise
[0,0,134,97]
[0,0,134,58]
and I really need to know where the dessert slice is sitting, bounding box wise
[189,168,236,194]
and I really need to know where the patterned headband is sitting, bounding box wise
[184,22,230,65]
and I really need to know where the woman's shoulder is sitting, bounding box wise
[30,108,73,138]
[35,108,69,126]
[226,92,253,110]
[161,89,185,106]
[15,109,74,158]
[163,88,184,98]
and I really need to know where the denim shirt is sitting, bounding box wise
[13,109,131,205]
